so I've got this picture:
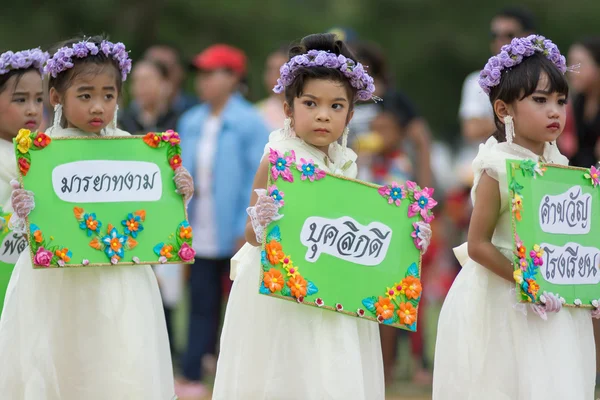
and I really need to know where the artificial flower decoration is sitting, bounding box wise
[263,268,285,292]
[178,243,196,262]
[512,194,523,221]
[33,229,43,243]
[33,247,53,267]
[385,286,398,301]
[408,186,437,220]
[121,212,144,238]
[143,132,162,148]
[357,309,365,317]
[375,296,395,320]
[55,248,72,263]
[287,275,308,298]
[162,130,181,146]
[585,166,600,187]
[33,132,51,148]
[159,244,174,259]
[265,240,285,265]
[518,257,528,271]
[281,255,293,270]
[412,221,432,252]
[179,221,193,239]
[513,269,523,284]
[315,298,324,307]
[296,158,326,182]
[102,228,127,260]
[515,234,526,258]
[378,182,406,206]
[169,155,182,170]
[268,185,285,206]
[268,148,296,182]
[15,129,32,153]
[285,265,300,278]
[18,158,30,176]
[401,276,422,300]
[526,278,540,298]
[530,244,544,266]
[79,212,102,237]
[335,303,344,311]
[397,303,417,325]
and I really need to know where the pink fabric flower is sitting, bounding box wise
[589,166,600,187]
[378,182,406,206]
[408,187,437,220]
[178,242,196,262]
[268,148,295,182]
[162,130,181,146]
[34,247,53,267]
[268,185,284,206]
[296,158,326,182]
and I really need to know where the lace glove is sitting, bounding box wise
[413,221,432,254]
[8,179,35,234]
[530,292,563,320]
[174,166,194,206]
[247,189,283,243]
[591,300,600,319]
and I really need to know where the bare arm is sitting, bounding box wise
[467,172,513,282]
[244,157,270,246]
[405,118,433,188]
[462,118,496,143]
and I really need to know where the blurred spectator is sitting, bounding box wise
[144,44,197,114]
[566,36,600,167]
[255,45,288,131]
[175,44,270,397]
[119,59,179,135]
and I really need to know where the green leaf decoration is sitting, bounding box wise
[519,160,536,177]
[280,285,291,297]
[509,180,524,195]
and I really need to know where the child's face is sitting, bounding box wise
[511,72,567,144]
[371,112,403,152]
[0,71,43,141]
[53,70,118,134]
[285,79,353,152]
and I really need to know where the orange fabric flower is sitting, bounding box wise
[127,237,138,249]
[263,268,285,292]
[265,240,284,265]
[125,218,139,233]
[33,132,51,148]
[169,155,182,170]
[375,296,395,320]
[160,245,174,259]
[33,230,43,243]
[398,302,417,325]
[517,245,526,259]
[110,237,122,251]
[179,225,193,239]
[89,237,102,250]
[287,275,307,298]
[526,279,539,297]
[401,276,422,300]
[55,248,71,262]
[86,215,99,231]
[143,132,161,148]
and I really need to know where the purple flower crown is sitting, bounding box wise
[479,35,567,95]
[273,50,377,102]
[0,48,49,75]
[44,39,133,81]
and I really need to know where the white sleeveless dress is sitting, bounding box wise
[432,137,595,400]
[0,127,175,400]
[212,130,385,400]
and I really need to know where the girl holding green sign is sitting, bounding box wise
[0,48,48,316]
[212,33,394,399]
[0,37,192,399]
[433,36,597,399]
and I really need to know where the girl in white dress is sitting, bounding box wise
[0,36,194,400]
[212,33,418,400]
[0,48,48,313]
[433,35,597,399]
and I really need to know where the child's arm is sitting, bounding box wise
[244,158,281,247]
[466,172,514,282]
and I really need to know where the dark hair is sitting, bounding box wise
[285,33,358,112]
[352,41,390,86]
[574,36,600,66]
[0,67,39,94]
[48,35,123,97]
[137,59,169,80]
[495,6,536,32]
[490,52,569,142]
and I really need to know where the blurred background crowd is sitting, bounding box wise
[3,0,600,398]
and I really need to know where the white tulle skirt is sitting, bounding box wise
[432,244,595,400]
[0,247,175,400]
[213,244,385,400]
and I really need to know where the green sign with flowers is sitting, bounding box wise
[14,129,193,268]
[507,159,600,308]
[259,148,436,331]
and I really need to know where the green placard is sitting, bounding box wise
[0,208,21,313]
[259,149,436,331]
[507,159,600,308]
[14,130,193,268]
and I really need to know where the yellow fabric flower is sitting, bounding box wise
[385,286,398,300]
[16,129,32,154]
[513,269,523,284]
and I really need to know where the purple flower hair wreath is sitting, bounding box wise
[0,48,49,75]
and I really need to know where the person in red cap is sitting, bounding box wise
[176,43,270,398]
